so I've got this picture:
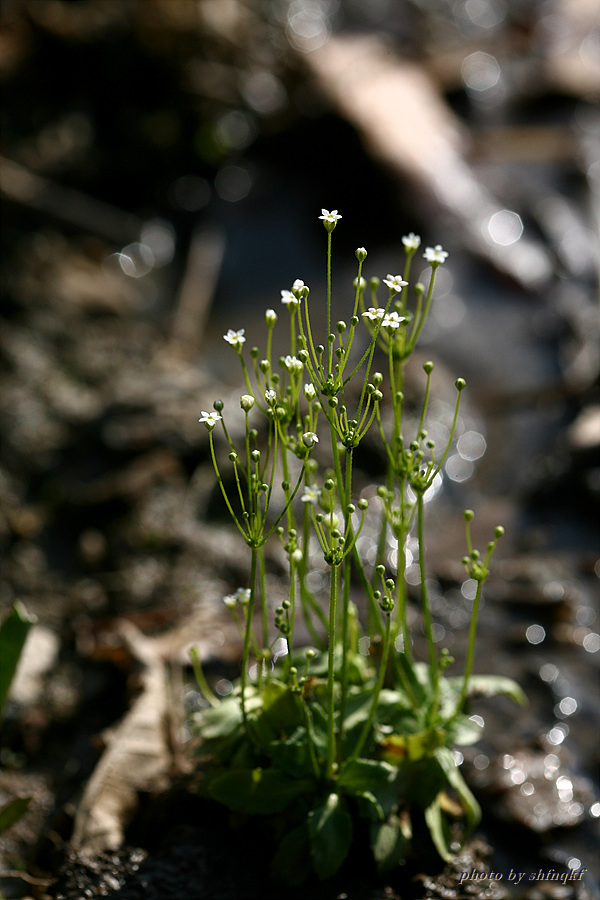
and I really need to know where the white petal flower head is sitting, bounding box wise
[199,410,223,429]
[302,431,319,448]
[284,355,303,374]
[292,279,309,299]
[383,274,409,293]
[223,594,237,610]
[304,383,316,401]
[234,588,251,605]
[402,232,421,250]
[382,311,406,330]
[301,485,321,505]
[362,307,386,322]
[265,389,277,405]
[280,289,299,308]
[223,328,246,348]
[318,208,342,224]
[424,244,448,265]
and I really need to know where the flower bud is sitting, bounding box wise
[213,399,224,411]
[455,378,466,392]
[355,247,367,262]
[423,361,434,374]
[463,509,474,522]
[302,431,319,448]
[240,394,255,411]
[265,308,277,327]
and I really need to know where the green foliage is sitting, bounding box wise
[0,601,35,718]
[0,603,35,838]
[191,213,525,882]
[0,797,31,836]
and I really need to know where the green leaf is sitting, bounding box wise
[0,602,35,717]
[341,691,373,734]
[308,793,353,879]
[338,757,396,793]
[459,675,527,706]
[206,767,313,815]
[370,819,408,873]
[445,713,484,747]
[435,747,481,836]
[268,726,318,779]
[381,726,445,764]
[271,822,310,886]
[250,682,304,747]
[194,697,242,741]
[424,796,453,862]
[355,790,385,823]
[0,797,31,835]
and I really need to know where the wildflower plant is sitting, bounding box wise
[192,210,525,883]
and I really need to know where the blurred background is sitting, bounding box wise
[0,0,599,897]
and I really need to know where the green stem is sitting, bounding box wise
[456,578,484,713]
[326,562,340,779]
[190,646,219,708]
[326,230,332,374]
[417,491,437,683]
[258,546,269,652]
[348,607,392,763]
[240,548,258,734]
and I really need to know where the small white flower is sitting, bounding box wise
[301,485,321,504]
[302,431,319,448]
[382,311,406,330]
[223,328,246,348]
[284,355,303,374]
[318,208,342,224]
[383,274,409,293]
[292,548,303,563]
[265,389,277,404]
[224,587,251,607]
[424,244,448,265]
[199,410,223,428]
[362,307,386,322]
[292,279,308,296]
[281,289,299,308]
[304,383,316,400]
[402,232,421,250]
